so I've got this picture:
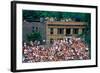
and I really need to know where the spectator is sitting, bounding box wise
[22,37,90,63]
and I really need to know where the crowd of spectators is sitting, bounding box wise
[22,37,90,63]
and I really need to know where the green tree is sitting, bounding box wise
[78,13,91,46]
[27,32,42,42]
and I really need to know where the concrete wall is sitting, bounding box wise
[23,21,46,42]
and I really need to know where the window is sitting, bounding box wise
[66,28,71,35]
[36,27,38,31]
[57,38,63,40]
[82,28,85,33]
[32,27,34,32]
[50,38,53,44]
[57,28,64,34]
[73,28,79,34]
[50,28,54,34]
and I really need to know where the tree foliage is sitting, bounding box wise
[78,14,91,46]
[23,10,90,22]
[27,32,42,42]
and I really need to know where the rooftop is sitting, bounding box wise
[46,21,87,25]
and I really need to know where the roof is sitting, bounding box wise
[46,21,87,26]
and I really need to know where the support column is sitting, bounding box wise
[53,28,57,41]
[48,28,50,35]
[64,28,66,35]
[71,28,73,35]
[54,28,57,35]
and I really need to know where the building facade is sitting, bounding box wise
[23,18,87,44]
[46,21,87,44]
[23,21,46,42]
